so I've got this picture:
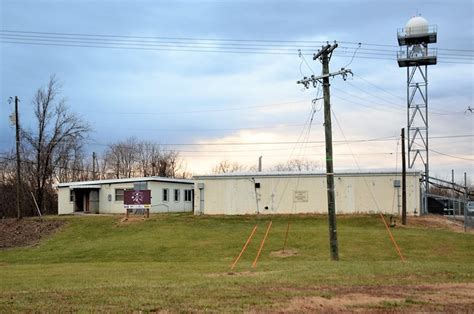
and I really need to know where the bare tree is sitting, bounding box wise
[271,158,321,172]
[0,153,17,218]
[103,138,183,178]
[212,160,248,174]
[137,141,161,177]
[55,139,91,182]
[22,75,90,213]
[106,138,138,178]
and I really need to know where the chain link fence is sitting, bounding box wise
[426,175,473,232]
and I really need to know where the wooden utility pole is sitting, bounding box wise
[297,42,352,261]
[92,152,97,180]
[464,172,467,232]
[452,169,455,218]
[14,96,22,219]
[401,128,407,225]
[321,48,338,261]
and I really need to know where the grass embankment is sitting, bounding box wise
[0,214,473,311]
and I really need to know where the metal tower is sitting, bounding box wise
[397,16,437,214]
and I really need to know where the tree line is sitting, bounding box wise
[1,76,325,218]
[0,76,186,218]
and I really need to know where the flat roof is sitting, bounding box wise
[57,176,193,188]
[194,169,421,180]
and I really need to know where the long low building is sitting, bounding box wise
[193,171,421,216]
[57,177,194,215]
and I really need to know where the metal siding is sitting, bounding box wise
[195,173,421,216]
[58,187,74,215]
[57,181,193,215]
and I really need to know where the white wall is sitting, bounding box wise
[58,181,193,215]
[194,173,420,216]
[145,181,194,213]
[58,187,74,215]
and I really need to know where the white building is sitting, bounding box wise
[57,177,194,215]
[193,171,421,216]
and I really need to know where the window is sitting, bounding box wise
[115,189,124,201]
[174,189,180,202]
[69,190,75,202]
[163,188,169,202]
[184,189,192,202]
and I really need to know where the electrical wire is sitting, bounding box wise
[2,30,472,54]
[85,99,311,116]
[332,109,406,261]
[1,134,471,149]
[353,73,405,102]
[299,49,316,75]
[343,42,361,68]
[429,148,474,161]
[1,29,473,64]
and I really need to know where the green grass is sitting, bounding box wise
[0,214,473,311]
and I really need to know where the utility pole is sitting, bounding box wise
[464,172,467,232]
[92,152,97,180]
[401,128,407,225]
[258,156,262,172]
[297,42,352,261]
[9,96,22,219]
[452,169,455,218]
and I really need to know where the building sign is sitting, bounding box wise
[293,190,309,203]
[124,190,151,209]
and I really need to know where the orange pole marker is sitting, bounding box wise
[379,213,406,263]
[252,220,273,268]
[230,225,258,271]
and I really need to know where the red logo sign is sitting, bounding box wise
[124,190,151,209]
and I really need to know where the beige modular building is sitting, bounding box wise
[193,171,421,216]
[57,177,194,215]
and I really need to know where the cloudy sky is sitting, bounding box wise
[1,0,473,180]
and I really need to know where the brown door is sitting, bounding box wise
[85,192,90,212]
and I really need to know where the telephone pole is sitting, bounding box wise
[9,96,22,219]
[297,42,352,261]
[401,128,407,225]
[92,152,97,180]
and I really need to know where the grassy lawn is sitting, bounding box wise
[0,214,473,311]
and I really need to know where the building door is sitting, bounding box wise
[74,190,84,212]
[85,193,90,212]
[89,190,100,214]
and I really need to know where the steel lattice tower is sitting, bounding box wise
[397,16,437,214]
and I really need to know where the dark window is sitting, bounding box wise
[184,190,192,202]
[69,190,75,202]
[115,189,124,201]
[174,189,180,202]
[163,188,169,202]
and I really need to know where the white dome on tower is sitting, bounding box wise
[405,16,429,35]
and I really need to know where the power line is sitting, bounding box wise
[429,148,474,161]
[353,73,404,101]
[2,39,470,64]
[1,30,473,63]
[0,134,471,148]
[97,123,308,132]
[85,99,311,116]
[2,30,473,53]
[0,29,330,44]
[332,93,402,113]
[338,74,470,116]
